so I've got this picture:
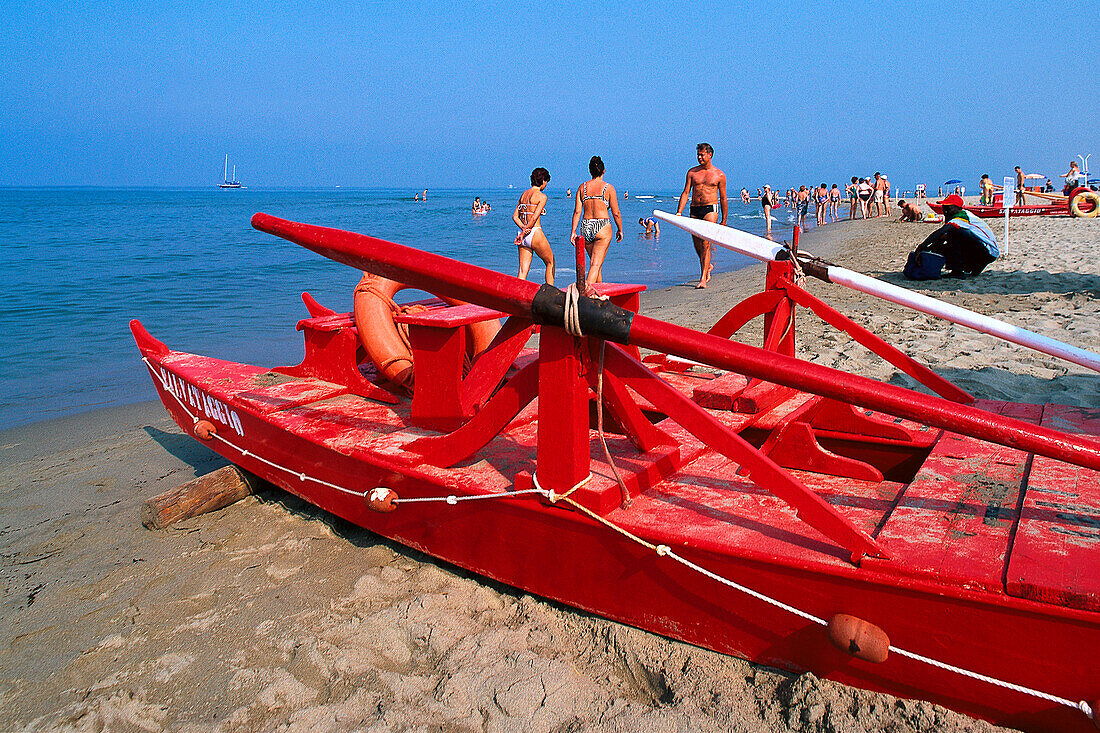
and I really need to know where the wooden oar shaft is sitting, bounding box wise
[651,210,1100,374]
[991,185,1068,202]
[251,213,1100,471]
[628,313,1100,471]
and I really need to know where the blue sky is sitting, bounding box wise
[2,1,1097,191]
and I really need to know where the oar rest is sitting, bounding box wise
[583,282,647,360]
[276,311,400,404]
[395,304,509,431]
[395,284,647,432]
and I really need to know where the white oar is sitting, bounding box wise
[652,210,1100,374]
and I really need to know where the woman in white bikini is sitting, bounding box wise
[570,156,622,290]
[512,167,554,285]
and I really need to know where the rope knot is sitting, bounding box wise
[564,283,583,337]
[656,544,671,557]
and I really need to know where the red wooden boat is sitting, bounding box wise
[131,214,1100,732]
[928,189,1098,218]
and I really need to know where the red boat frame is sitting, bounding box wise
[130,214,1100,732]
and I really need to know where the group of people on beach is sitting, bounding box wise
[845,174,891,220]
[512,144,729,292]
[512,156,625,290]
[509,148,1086,293]
[737,176,892,236]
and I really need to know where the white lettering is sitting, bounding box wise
[156,368,244,437]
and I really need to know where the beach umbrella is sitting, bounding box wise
[1024,173,1045,179]
[943,179,962,185]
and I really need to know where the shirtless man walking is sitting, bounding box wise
[676,142,727,288]
[872,172,888,218]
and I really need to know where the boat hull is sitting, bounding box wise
[134,336,1100,733]
[928,201,1068,218]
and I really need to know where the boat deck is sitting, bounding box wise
[161,351,1100,616]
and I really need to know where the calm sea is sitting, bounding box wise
[0,187,804,430]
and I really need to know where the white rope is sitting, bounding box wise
[889,646,1091,714]
[530,471,591,504]
[142,356,1094,721]
[661,546,828,627]
[142,357,543,505]
[564,283,583,337]
[627,518,1090,717]
[393,489,545,505]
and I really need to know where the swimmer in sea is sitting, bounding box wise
[675,142,727,288]
[512,167,554,285]
[639,216,660,238]
[570,156,622,291]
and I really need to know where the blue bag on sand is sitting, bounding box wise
[903,250,945,280]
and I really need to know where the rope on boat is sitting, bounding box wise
[141,357,545,507]
[391,489,546,505]
[537,476,1093,718]
[564,283,584,337]
[141,356,1095,723]
[595,341,631,506]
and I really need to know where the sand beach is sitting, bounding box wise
[2,211,1097,732]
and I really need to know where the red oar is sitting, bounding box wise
[251,213,1100,471]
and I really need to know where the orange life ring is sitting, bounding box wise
[1070,189,1100,218]
[352,272,499,393]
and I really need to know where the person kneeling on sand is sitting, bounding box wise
[910,194,999,278]
[897,200,922,222]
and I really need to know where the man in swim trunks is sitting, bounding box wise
[675,143,727,288]
[1015,166,1027,206]
[872,173,887,218]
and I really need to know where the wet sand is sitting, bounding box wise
[2,209,1097,732]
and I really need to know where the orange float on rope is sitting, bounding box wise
[353,272,499,394]
[366,487,399,512]
[194,419,217,440]
[827,613,890,663]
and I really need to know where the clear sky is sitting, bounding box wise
[2,1,1097,191]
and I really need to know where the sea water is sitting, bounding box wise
[0,187,803,430]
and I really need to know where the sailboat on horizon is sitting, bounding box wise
[219,154,243,189]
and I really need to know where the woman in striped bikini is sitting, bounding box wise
[570,156,622,291]
[512,167,554,285]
